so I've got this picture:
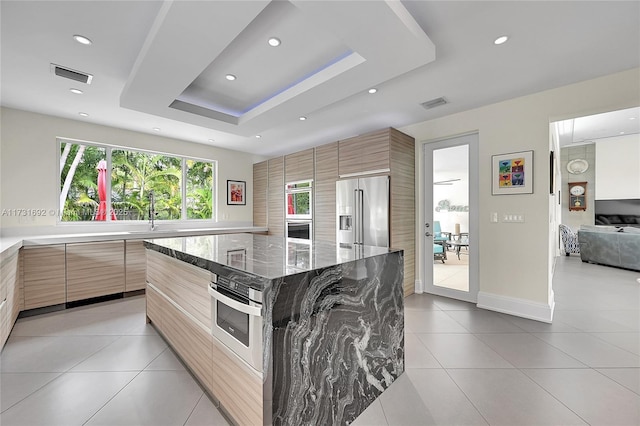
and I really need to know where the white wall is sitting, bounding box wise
[401,67,640,321]
[595,134,640,200]
[0,107,261,234]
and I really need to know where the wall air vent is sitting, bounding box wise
[50,64,93,84]
[420,97,447,110]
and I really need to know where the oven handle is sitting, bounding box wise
[208,285,262,317]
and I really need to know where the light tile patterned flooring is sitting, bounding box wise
[1,255,639,425]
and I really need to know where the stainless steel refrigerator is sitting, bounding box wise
[336,176,390,247]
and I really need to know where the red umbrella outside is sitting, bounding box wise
[95,160,116,221]
[287,193,294,215]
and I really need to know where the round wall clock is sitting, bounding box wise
[569,184,585,196]
[567,159,589,174]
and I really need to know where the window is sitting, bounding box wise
[59,139,215,222]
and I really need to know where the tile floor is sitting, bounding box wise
[1,256,639,425]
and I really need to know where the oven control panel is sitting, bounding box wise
[211,272,250,299]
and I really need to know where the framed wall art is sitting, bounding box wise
[492,150,534,195]
[227,180,246,205]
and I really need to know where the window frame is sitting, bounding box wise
[57,137,217,224]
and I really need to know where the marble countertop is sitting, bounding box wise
[144,233,398,280]
[0,226,267,257]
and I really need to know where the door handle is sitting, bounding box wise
[425,232,433,237]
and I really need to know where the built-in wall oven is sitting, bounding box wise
[208,269,263,373]
[286,220,312,240]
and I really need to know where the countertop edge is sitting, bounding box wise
[0,227,267,257]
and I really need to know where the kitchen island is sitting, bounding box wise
[144,233,404,426]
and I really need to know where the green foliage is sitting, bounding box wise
[60,142,214,221]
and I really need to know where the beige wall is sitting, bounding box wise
[595,134,640,200]
[0,107,259,233]
[401,67,640,319]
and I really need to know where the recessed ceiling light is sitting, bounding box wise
[73,34,92,45]
[70,88,83,95]
[225,74,236,81]
[255,135,261,139]
[78,112,89,117]
[368,88,377,94]
[299,116,307,121]
[619,131,625,135]
[268,37,281,47]
[152,127,161,132]
[494,35,509,45]
[208,139,215,143]
[630,117,637,120]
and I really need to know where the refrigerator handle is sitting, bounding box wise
[354,189,360,244]
[358,189,364,246]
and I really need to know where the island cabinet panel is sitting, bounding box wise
[145,284,163,327]
[211,337,263,426]
[22,245,66,309]
[314,142,338,242]
[162,296,214,394]
[253,161,268,227]
[66,241,124,302]
[338,129,390,177]
[268,156,284,237]
[125,240,146,292]
[146,250,211,328]
[285,148,314,183]
[1,250,20,349]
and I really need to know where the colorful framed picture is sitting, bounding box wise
[491,150,533,195]
[227,180,246,205]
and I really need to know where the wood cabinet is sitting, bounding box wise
[1,250,20,349]
[268,156,284,237]
[210,334,263,425]
[66,241,124,302]
[22,245,66,309]
[253,161,268,227]
[125,240,146,292]
[314,142,338,242]
[146,250,211,327]
[338,129,391,176]
[285,148,314,182]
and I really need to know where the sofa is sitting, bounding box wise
[578,226,640,271]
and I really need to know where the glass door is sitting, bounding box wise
[423,134,479,302]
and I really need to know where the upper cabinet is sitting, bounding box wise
[253,161,268,227]
[285,149,314,183]
[338,129,391,176]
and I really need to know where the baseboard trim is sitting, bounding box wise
[414,279,423,294]
[477,291,555,323]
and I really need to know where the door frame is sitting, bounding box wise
[420,133,479,303]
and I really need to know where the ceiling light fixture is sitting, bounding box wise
[299,116,307,121]
[78,112,89,117]
[73,34,92,45]
[268,37,281,47]
[152,127,161,132]
[208,139,215,143]
[70,88,83,95]
[619,131,625,135]
[630,117,637,120]
[368,88,377,94]
[494,35,509,45]
[256,135,261,139]
[225,74,236,81]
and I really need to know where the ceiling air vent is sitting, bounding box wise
[50,63,93,84]
[421,97,447,110]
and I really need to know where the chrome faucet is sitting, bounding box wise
[148,190,157,230]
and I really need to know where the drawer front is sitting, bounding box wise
[22,245,66,309]
[66,241,125,302]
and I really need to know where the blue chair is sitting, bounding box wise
[434,242,447,263]
[433,221,450,243]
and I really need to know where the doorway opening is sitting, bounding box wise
[423,133,479,303]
